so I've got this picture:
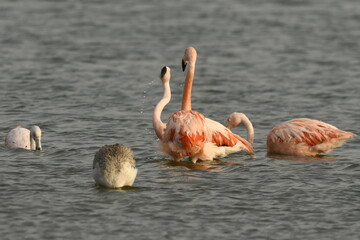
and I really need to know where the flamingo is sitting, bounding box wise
[153,47,253,163]
[226,114,354,157]
[267,118,354,156]
[92,144,137,188]
[152,66,171,141]
[226,112,255,145]
[5,125,42,151]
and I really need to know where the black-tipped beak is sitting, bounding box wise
[182,59,187,72]
[160,66,167,78]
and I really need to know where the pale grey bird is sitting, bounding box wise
[92,144,137,188]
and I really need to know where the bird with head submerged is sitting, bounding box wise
[5,125,42,151]
[92,144,137,188]
[152,47,253,163]
[226,113,355,157]
[266,118,355,157]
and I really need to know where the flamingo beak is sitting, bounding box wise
[226,119,233,129]
[35,137,42,151]
[182,59,187,72]
[160,66,167,78]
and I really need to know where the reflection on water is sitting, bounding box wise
[267,153,336,163]
[94,184,140,193]
[162,158,223,170]
[160,157,253,171]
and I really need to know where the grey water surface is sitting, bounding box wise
[0,0,359,239]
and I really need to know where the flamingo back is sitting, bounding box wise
[267,118,354,156]
[162,110,206,159]
[205,118,254,154]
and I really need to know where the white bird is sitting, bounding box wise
[5,125,42,151]
[92,144,138,188]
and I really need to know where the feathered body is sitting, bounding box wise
[5,126,42,151]
[267,118,354,156]
[92,144,137,188]
[160,110,253,163]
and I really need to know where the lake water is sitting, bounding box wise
[0,0,359,239]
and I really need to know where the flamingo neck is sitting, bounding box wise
[242,116,254,145]
[153,81,171,140]
[30,135,36,150]
[181,64,195,111]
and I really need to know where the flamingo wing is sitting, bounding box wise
[204,117,253,154]
[161,110,254,161]
[268,118,353,146]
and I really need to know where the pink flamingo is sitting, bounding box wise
[153,48,253,163]
[227,113,354,157]
[267,118,354,156]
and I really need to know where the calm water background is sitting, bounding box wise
[0,0,359,239]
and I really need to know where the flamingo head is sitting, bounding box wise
[30,125,42,151]
[160,66,171,84]
[226,112,245,129]
[182,47,197,72]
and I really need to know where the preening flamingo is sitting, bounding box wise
[226,112,255,145]
[267,118,354,156]
[153,47,253,163]
[5,125,42,151]
[92,144,137,188]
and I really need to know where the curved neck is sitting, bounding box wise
[30,135,36,150]
[153,81,171,140]
[242,116,254,145]
[181,64,195,111]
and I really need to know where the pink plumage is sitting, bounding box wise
[161,110,253,162]
[153,48,253,163]
[267,118,354,156]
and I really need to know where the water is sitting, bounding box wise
[0,0,359,239]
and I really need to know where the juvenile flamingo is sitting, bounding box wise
[5,126,42,151]
[92,144,137,188]
[266,118,354,156]
[153,48,253,163]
